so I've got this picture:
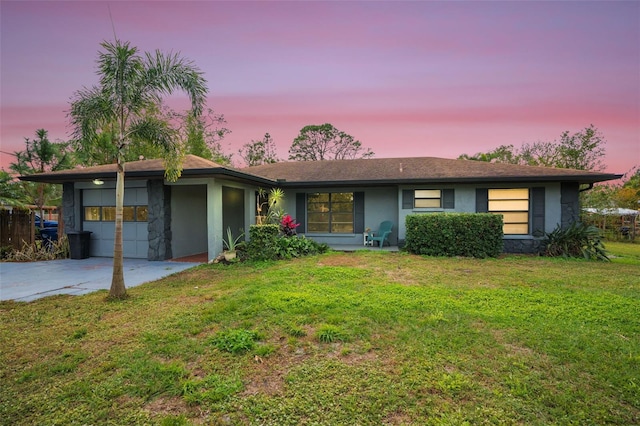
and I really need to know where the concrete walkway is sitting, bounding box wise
[0,257,200,302]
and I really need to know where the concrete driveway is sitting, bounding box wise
[0,257,200,302]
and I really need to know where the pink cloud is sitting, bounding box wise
[2,1,637,177]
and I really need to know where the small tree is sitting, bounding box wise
[10,129,72,227]
[69,39,207,299]
[239,133,280,166]
[288,123,373,161]
[167,107,232,165]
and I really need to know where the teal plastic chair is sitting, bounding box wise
[368,221,393,248]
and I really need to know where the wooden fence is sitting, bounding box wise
[0,210,36,249]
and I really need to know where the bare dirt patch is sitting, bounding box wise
[144,396,189,416]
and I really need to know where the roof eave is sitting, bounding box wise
[19,168,278,186]
[276,174,623,188]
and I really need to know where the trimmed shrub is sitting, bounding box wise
[543,222,609,261]
[247,224,279,261]
[405,213,503,258]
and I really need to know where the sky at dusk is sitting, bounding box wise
[1,1,638,177]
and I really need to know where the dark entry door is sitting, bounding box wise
[222,186,245,243]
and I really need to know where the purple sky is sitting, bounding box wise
[1,1,638,176]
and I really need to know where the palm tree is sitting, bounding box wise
[69,40,207,299]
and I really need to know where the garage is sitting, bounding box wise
[82,184,149,258]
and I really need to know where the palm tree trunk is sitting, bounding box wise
[109,158,126,299]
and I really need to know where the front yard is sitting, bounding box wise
[1,245,638,425]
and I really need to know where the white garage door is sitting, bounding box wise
[82,188,149,258]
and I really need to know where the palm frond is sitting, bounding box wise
[128,117,177,152]
[68,86,116,141]
[144,50,208,116]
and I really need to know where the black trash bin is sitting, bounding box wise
[67,231,92,259]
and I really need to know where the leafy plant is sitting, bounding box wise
[247,225,328,261]
[256,187,285,225]
[274,235,329,260]
[223,227,244,252]
[210,329,258,354]
[280,214,300,237]
[544,222,609,261]
[316,324,349,343]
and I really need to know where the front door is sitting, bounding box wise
[222,186,245,244]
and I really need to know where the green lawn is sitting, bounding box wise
[1,245,639,425]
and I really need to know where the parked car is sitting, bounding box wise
[35,214,58,229]
[34,214,59,244]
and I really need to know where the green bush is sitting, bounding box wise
[405,213,503,258]
[247,224,279,261]
[544,222,609,261]
[274,235,329,259]
[247,224,329,261]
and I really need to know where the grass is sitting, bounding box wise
[1,243,639,425]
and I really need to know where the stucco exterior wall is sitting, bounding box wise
[285,186,398,246]
[170,184,207,259]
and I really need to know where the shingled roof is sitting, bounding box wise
[243,157,621,187]
[21,154,621,187]
[19,154,274,185]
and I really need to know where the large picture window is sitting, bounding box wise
[488,189,529,234]
[307,192,354,233]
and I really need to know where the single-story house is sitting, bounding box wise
[21,155,621,260]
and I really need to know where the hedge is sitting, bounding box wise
[247,224,279,261]
[405,213,503,258]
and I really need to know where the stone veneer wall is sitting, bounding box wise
[503,238,543,254]
[147,179,172,260]
[62,182,75,233]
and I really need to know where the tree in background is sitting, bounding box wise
[459,125,607,171]
[69,39,207,299]
[458,144,517,164]
[612,166,640,210]
[72,129,119,166]
[159,107,232,165]
[239,133,280,166]
[288,123,374,161]
[0,171,27,208]
[9,129,72,226]
[580,166,638,210]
